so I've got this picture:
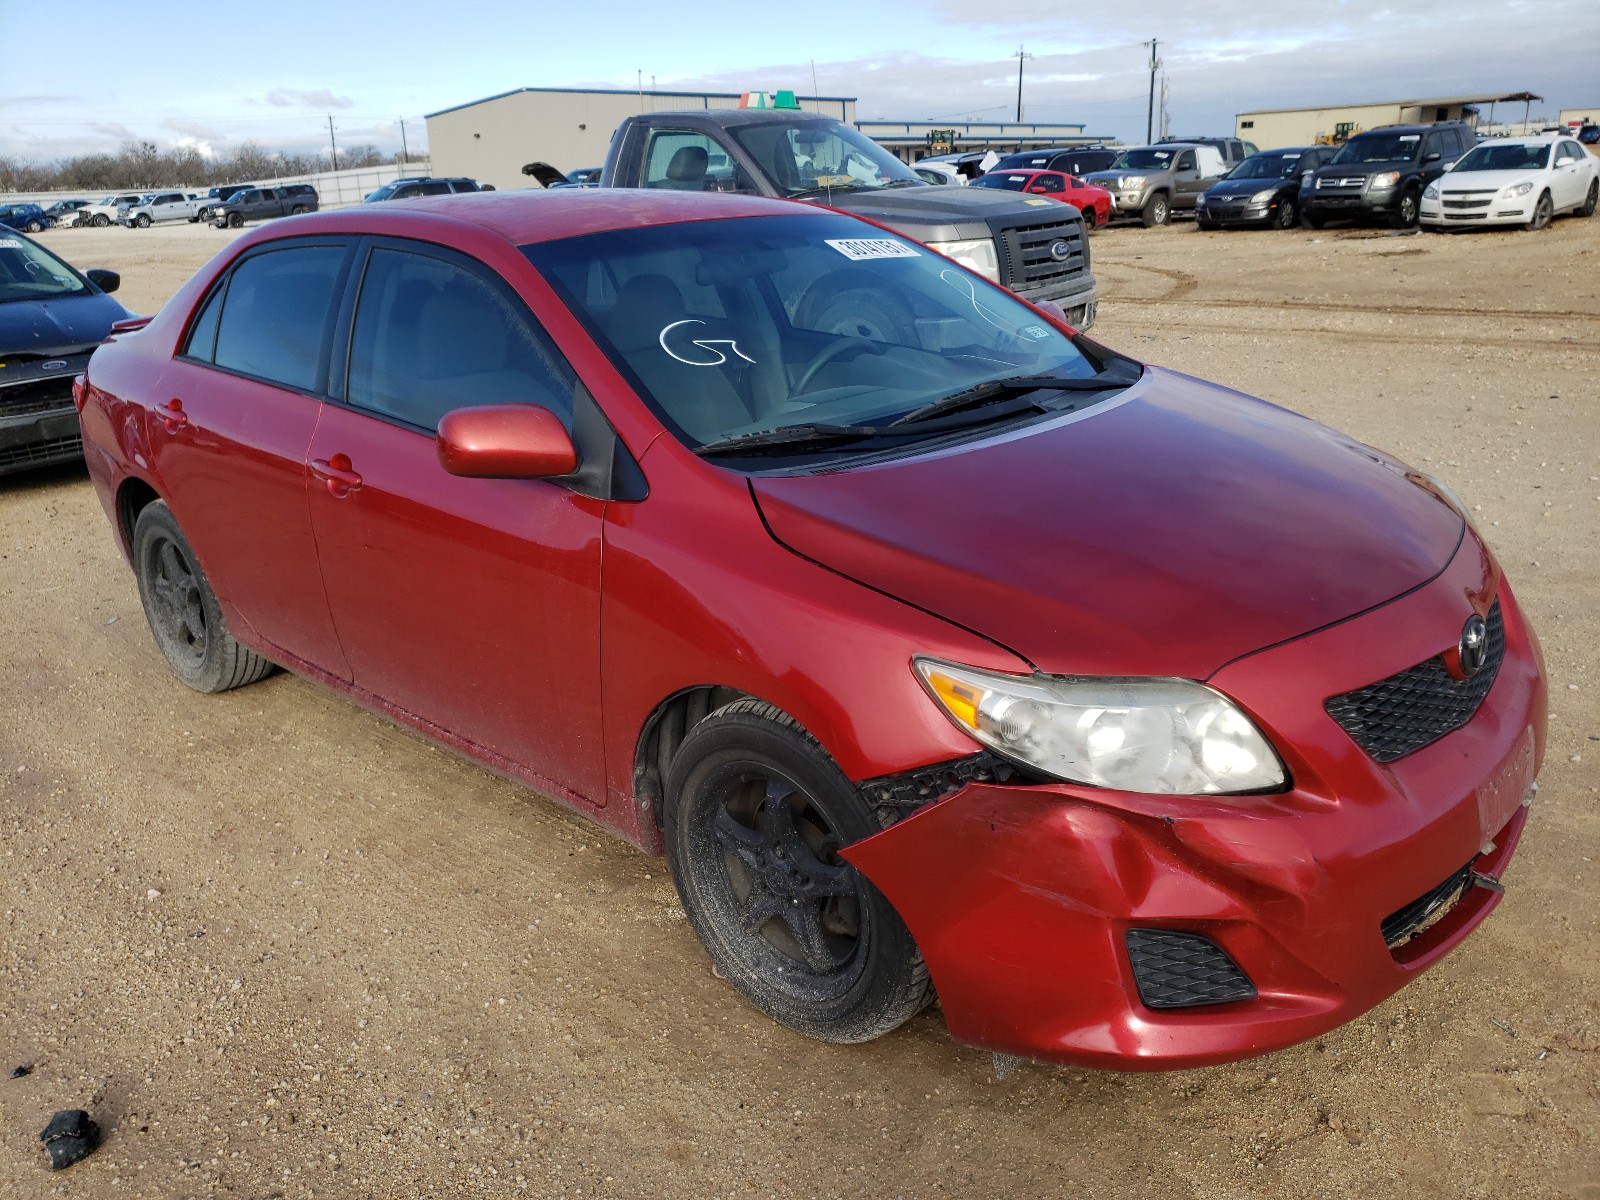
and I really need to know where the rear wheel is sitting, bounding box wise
[1581,180,1598,218]
[664,700,930,1043]
[290,205,308,215]
[1079,206,1097,234]
[1140,192,1170,227]
[131,502,274,694]
[1525,191,1554,231]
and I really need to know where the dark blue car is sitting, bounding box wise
[0,229,135,474]
[1195,146,1337,230]
[0,203,51,233]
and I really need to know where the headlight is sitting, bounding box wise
[1502,181,1533,198]
[1367,171,1400,190]
[1250,189,1277,204]
[1424,182,1440,200]
[926,238,1000,283]
[1119,175,1143,191]
[914,659,1286,795]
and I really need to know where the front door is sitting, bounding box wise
[304,240,607,805]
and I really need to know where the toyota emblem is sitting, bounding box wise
[1049,239,1072,261]
[1458,614,1488,677]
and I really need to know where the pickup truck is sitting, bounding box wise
[78,193,145,228]
[596,108,1097,329]
[118,190,205,228]
[211,184,319,228]
[1082,143,1228,227]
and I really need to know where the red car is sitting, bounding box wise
[77,191,1546,1070]
[970,168,1113,230]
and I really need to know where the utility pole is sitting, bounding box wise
[1013,47,1033,123]
[398,117,409,163]
[1145,39,1160,143]
[327,114,339,172]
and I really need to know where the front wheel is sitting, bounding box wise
[134,213,151,228]
[1196,217,1220,232]
[664,700,930,1043]
[1272,195,1299,230]
[1140,192,1170,227]
[1525,191,1554,231]
[227,212,243,228]
[24,219,43,233]
[1302,211,1328,230]
[132,502,275,694]
[1389,190,1420,229]
[93,213,110,227]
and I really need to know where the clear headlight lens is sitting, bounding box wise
[1250,188,1277,204]
[1502,180,1533,198]
[1423,182,1440,200]
[927,237,1000,282]
[1367,171,1400,190]
[1119,175,1143,191]
[914,659,1286,795]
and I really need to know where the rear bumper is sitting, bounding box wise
[842,544,1546,1070]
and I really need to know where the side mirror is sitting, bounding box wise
[85,269,121,294]
[437,404,577,479]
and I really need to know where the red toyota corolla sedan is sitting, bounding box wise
[76,191,1546,1070]
[970,168,1114,230]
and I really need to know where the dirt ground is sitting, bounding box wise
[2,214,1597,1200]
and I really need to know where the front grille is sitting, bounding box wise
[1443,198,1491,209]
[1325,600,1505,763]
[1445,213,1488,221]
[1126,929,1257,1009]
[997,217,1087,292]
[1,374,77,419]
[0,433,81,470]
[1382,861,1474,949]
[1317,176,1367,190]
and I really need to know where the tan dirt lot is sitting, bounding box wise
[2,215,1598,1200]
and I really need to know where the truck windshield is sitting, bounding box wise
[1109,148,1174,170]
[523,211,1127,461]
[730,121,924,198]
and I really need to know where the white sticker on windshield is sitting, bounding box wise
[1020,325,1051,340]
[0,238,23,248]
[1399,135,1419,141]
[825,238,921,261]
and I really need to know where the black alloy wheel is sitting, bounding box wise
[665,700,930,1043]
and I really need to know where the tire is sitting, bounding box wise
[227,212,243,228]
[1140,191,1170,227]
[1581,180,1598,218]
[1272,194,1298,230]
[1302,212,1328,230]
[134,213,151,228]
[1389,189,1420,229]
[1196,217,1220,232]
[663,699,931,1043]
[93,213,110,227]
[290,205,308,216]
[132,501,274,694]
[24,219,43,233]
[1080,207,1097,234]
[796,276,915,344]
[1525,191,1554,232]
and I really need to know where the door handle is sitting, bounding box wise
[157,398,188,434]
[310,454,364,498]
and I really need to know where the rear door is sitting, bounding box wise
[304,238,608,804]
[147,238,354,675]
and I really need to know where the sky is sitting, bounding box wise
[1,0,1593,165]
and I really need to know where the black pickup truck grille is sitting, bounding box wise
[995,217,1088,293]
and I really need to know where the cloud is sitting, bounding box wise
[0,94,79,106]
[89,121,137,142]
[263,88,354,110]
[164,118,227,142]
[170,135,218,160]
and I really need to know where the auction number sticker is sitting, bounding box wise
[825,238,921,261]
[0,238,23,248]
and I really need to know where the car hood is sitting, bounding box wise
[1205,178,1289,198]
[1436,169,1542,192]
[1084,169,1159,185]
[750,368,1464,679]
[0,292,131,356]
[821,184,1073,228]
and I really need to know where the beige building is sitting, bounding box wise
[1236,92,1542,149]
[427,87,856,191]
[1560,107,1598,129]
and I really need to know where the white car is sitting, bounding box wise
[77,193,145,228]
[1421,135,1598,231]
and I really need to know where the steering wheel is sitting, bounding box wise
[792,337,888,396]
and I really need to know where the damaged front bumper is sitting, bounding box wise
[842,546,1547,1070]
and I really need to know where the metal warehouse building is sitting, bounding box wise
[1235,92,1542,149]
[426,87,857,191]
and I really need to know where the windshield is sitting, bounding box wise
[1226,152,1303,180]
[729,120,923,198]
[1451,143,1550,172]
[1331,134,1422,164]
[523,212,1127,461]
[1109,148,1174,170]
[0,234,89,304]
[970,173,1030,191]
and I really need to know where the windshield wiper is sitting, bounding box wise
[694,422,899,457]
[890,368,1138,426]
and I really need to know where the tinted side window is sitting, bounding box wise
[418,181,452,196]
[643,130,720,191]
[181,284,224,362]
[212,245,346,391]
[1175,151,1196,171]
[1030,174,1064,193]
[346,247,577,432]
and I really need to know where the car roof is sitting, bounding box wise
[1473,134,1564,145]
[229,189,809,248]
